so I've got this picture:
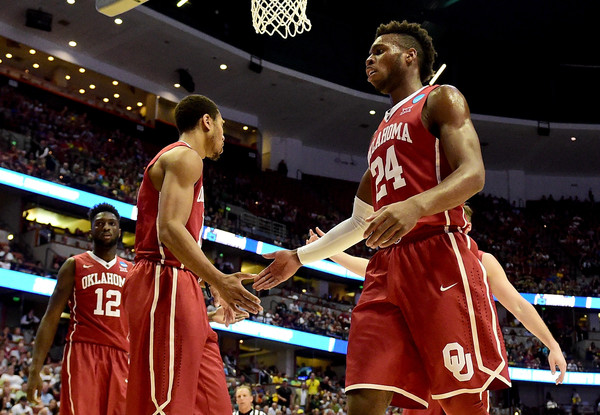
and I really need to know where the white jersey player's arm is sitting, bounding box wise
[253,170,373,291]
[305,227,369,277]
[483,252,567,384]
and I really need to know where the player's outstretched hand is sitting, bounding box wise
[209,306,248,325]
[27,370,43,404]
[305,227,325,245]
[363,200,421,248]
[253,250,302,291]
[211,287,245,326]
[215,273,262,316]
[548,348,567,384]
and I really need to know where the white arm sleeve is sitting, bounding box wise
[296,196,374,265]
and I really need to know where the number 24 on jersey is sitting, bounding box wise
[371,145,406,202]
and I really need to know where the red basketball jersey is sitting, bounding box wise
[134,141,205,268]
[367,85,469,239]
[66,252,131,352]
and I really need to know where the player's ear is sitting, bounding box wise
[406,48,417,63]
[200,114,213,131]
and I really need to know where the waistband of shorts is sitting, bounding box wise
[134,258,206,284]
[135,257,186,270]
[392,225,465,245]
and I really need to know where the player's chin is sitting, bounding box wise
[208,152,222,161]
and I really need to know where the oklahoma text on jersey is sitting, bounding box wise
[367,120,413,161]
[82,272,126,289]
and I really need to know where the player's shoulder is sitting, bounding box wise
[425,84,471,124]
[64,254,83,267]
[427,84,466,105]
[160,144,203,175]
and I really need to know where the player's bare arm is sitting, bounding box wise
[483,252,567,384]
[28,258,76,403]
[364,85,485,248]
[150,147,262,314]
[253,170,373,291]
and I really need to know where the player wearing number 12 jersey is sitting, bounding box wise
[28,203,131,415]
[254,21,510,415]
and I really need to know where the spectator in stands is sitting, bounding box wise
[305,373,320,411]
[276,379,293,409]
[38,382,54,406]
[9,397,32,415]
[0,366,23,391]
[294,382,309,411]
[0,245,14,270]
[19,310,39,344]
[571,389,582,415]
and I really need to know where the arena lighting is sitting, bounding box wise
[176,0,188,7]
[210,320,348,354]
[96,0,149,17]
[0,167,137,220]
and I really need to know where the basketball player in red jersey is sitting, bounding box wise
[254,21,509,414]
[124,94,262,415]
[304,208,567,414]
[28,203,131,414]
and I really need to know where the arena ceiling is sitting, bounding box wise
[0,0,599,176]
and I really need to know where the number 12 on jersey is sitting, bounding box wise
[371,145,406,202]
[93,288,121,317]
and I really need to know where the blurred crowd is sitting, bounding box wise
[2,82,599,298]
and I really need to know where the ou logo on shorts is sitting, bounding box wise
[443,342,474,381]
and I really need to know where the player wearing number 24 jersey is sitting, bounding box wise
[254,21,510,415]
[28,204,131,415]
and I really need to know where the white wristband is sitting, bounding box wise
[297,197,373,265]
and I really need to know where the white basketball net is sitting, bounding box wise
[251,0,312,39]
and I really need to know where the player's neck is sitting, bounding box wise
[92,245,117,263]
[388,76,424,106]
[179,132,205,159]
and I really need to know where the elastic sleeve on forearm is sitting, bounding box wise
[296,196,373,265]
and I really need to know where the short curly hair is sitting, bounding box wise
[88,203,120,224]
[175,95,219,135]
[375,20,437,83]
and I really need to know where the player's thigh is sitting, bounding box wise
[347,388,393,415]
[195,330,232,415]
[345,300,429,409]
[60,343,103,415]
[399,233,509,395]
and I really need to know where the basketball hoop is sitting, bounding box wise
[251,0,312,39]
